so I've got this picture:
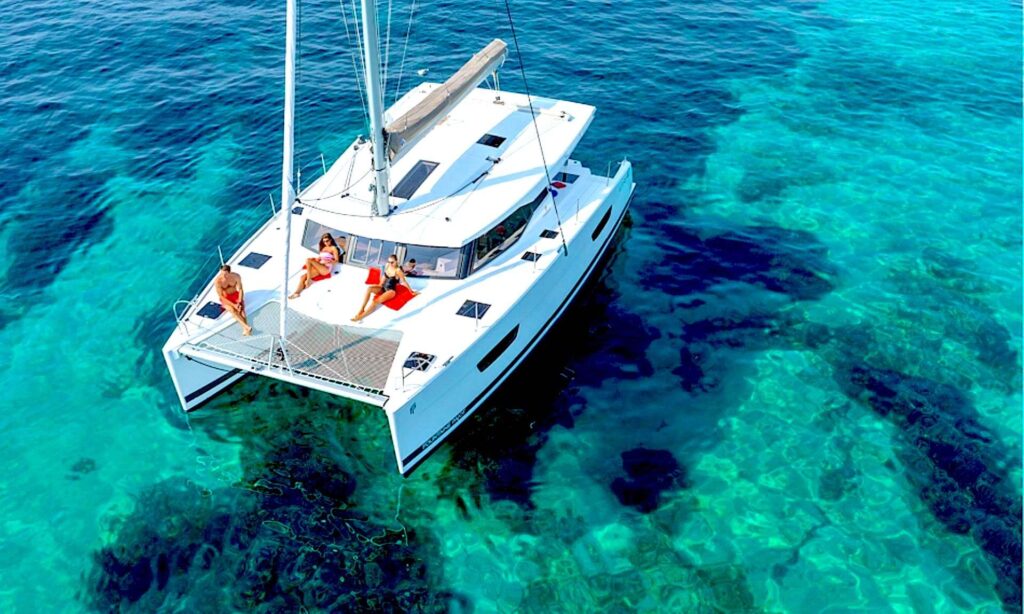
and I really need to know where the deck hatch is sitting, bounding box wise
[197,302,225,319]
[456,300,490,319]
[540,229,559,239]
[555,171,580,184]
[477,325,520,372]
[477,134,506,148]
[403,352,435,371]
[521,251,541,262]
[239,252,271,269]
[391,160,439,199]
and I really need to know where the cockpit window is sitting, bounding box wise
[402,244,462,278]
[470,188,549,272]
[301,220,348,259]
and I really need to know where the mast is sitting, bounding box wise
[279,0,297,340]
[360,0,390,216]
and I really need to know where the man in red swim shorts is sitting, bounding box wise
[215,265,252,336]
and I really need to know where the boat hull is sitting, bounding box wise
[386,162,634,474]
[163,348,245,412]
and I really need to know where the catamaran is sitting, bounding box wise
[163,0,635,474]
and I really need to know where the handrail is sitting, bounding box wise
[173,299,197,335]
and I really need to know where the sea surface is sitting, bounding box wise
[1,0,1021,611]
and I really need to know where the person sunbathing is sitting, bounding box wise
[352,254,419,322]
[215,265,252,336]
[289,233,341,299]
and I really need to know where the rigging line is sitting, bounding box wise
[501,0,568,257]
[296,167,373,201]
[338,0,354,43]
[297,164,491,218]
[295,0,305,182]
[336,0,370,126]
[349,0,371,134]
[382,0,394,93]
[350,55,371,126]
[392,0,416,102]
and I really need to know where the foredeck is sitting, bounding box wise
[179,301,402,400]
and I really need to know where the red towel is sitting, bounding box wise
[364,268,381,285]
[383,284,415,310]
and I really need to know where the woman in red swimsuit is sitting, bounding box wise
[289,233,342,299]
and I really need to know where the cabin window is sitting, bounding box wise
[477,134,506,148]
[591,207,612,240]
[402,244,462,278]
[555,171,579,184]
[301,220,348,259]
[347,236,398,268]
[391,160,439,199]
[477,325,519,371]
[470,188,550,272]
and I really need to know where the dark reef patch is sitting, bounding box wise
[2,193,113,314]
[648,225,838,302]
[85,434,453,611]
[66,457,98,481]
[611,448,687,513]
[834,363,1023,611]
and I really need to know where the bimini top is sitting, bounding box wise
[295,84,595,248]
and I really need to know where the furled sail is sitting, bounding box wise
[384,39,508,162]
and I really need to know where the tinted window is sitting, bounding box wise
[347,236,398,268]
[391,160,439,199]
[477,325,519,371]
[402,244,462,278]
[471,188,549,272]
[301,220,347,258]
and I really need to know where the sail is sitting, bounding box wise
[384,39,508,162]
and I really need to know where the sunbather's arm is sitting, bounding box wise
[396,270,419,296]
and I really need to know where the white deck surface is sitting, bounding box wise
[299,85,594,246]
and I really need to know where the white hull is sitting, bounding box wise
[163,163,632,473]
[387,166,633,474]
[164,349,244,412]
[163,82,635,476]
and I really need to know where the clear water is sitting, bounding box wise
[1,0,1020,611]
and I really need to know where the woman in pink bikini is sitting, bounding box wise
[289,233,341,298]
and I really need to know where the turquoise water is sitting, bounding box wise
[1,0,1021,610]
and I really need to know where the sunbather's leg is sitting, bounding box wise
[352,290,394,322]
[307,259,329,277]
[289,272,310,299]
[352,286,385,321]
[224,303,252,336]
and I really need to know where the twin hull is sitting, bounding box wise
[164,163,633,475]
